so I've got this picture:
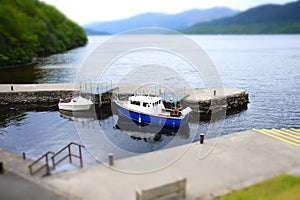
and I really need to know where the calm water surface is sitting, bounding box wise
[0,35,299,164]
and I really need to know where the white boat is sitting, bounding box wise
[58,96,93,111]
[115,95,191,128]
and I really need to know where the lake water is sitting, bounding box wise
[0,35,299,167]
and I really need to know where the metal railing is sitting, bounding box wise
[51,142,85,170]
[28,142,85,176]
[28,151,54,176]
[79,81,115,95]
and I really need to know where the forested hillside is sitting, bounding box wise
[0,0,87,67]
[185,0,300,34]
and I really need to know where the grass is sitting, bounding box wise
[216,174,300,200]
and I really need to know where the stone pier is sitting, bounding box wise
[0,84,249,116]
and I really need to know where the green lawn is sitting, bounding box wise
[216,174,300,200]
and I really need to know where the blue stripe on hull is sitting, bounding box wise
[116,103,186,128]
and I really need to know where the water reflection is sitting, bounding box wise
[0,64,46,84]
[59,103,191,145]
[0,101,247,163]
[114,118,188,135]
[0,106,27,131]
[59,104,112,121]
[0,36,106,84]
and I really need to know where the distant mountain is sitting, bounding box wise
[185,0,300,34]
[84,28,111,35]
[83,7,239,35]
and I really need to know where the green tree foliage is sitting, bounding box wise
[185,23,300,34]
[0,0,87,67]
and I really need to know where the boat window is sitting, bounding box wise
[130,100,140,106]
[143,102,149,107]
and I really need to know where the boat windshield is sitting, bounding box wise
[129,96,162,108]
[130,100,141,106]
[143,102,150,107]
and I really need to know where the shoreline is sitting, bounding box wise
[0,59,39,70]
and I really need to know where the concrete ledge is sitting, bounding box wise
[41,130,300,200]
[1,130,299,199]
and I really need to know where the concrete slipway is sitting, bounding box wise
[1,129,298,199]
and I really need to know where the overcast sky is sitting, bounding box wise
[42,0,294,25]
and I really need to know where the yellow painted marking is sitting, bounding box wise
[291,128,300,133]
[263,129,300,143]
[252,128,300,147]
[272,128,300,139]
[281,128,300,136]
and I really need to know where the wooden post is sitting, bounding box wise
[51,156,55,170]
[45,154,50,175]
[0,161,3,174]
[108,153,114,166]
[68,145,72,164]
[200,133,204,144]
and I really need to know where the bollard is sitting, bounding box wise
[11,86,14,91]
[108,153,114,166]
[213,90,216,96]
[0,161,3,174]
[22,152,26,160]
[200,134,204,144]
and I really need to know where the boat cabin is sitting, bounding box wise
[127,95,165,115]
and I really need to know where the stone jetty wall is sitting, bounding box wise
[0,91,74,105]
[0,84,81,109]
[182,90,249,115]
[0,84,249,117]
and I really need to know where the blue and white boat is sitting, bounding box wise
[115,95,191,128]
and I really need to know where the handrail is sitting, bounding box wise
[28,151,54,176]
[51,142,85,170]
[28,142,85,176]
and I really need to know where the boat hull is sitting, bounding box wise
[58,103,92,111]
[58,96,93,111]
[116,102,187,128]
